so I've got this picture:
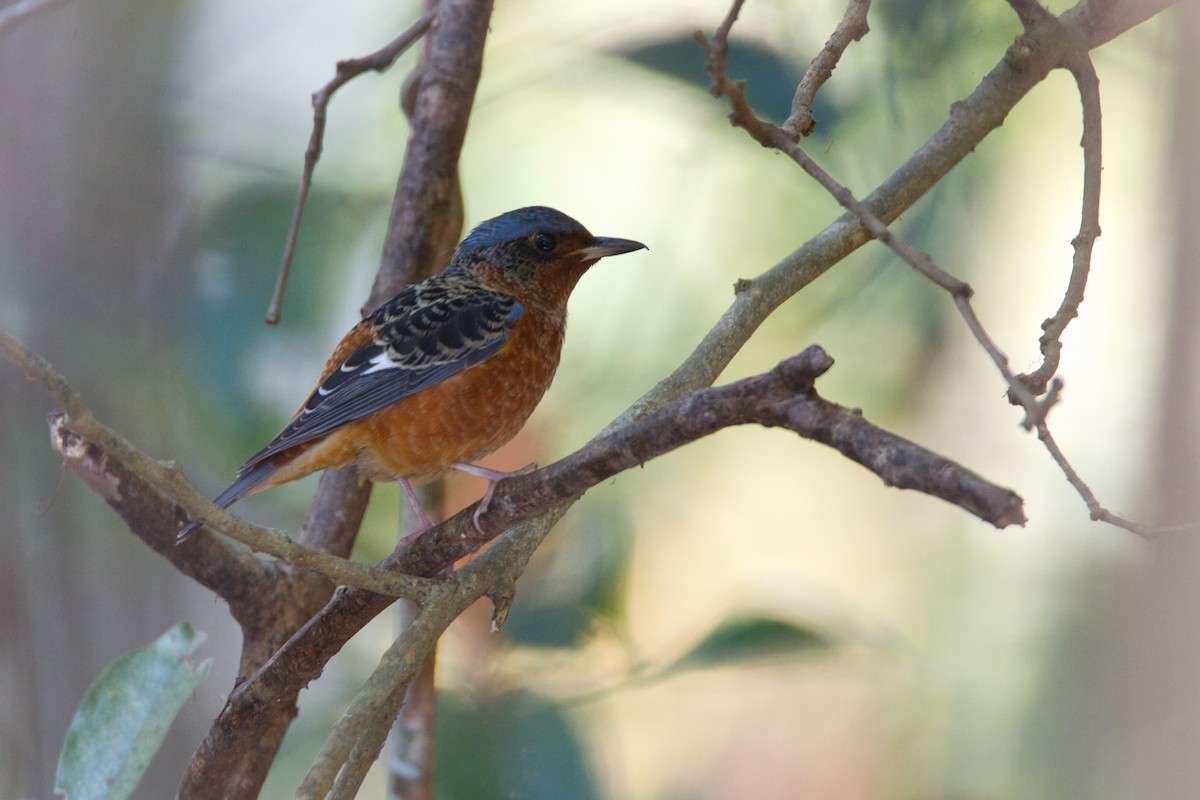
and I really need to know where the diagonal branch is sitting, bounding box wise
[205,344,1024,790]
[695,0,1153,535]
[0,326,437,601]
[476,347,1025,532]
[253,344,1026,797]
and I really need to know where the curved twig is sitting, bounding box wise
[1014,44,1103,399]
[697,0,1147,536]
[266,11,437,325]
[782,0,872,138]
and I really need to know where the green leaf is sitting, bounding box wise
[668,615,832,674]
[616,37,825,127]
[438,689,598,800]
[55,623,212,800]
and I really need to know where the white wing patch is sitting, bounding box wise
[361,350,397,375]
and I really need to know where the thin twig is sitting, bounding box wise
[265,11,437,325]
[1014,44,1103,399]
[1035,399,1151,537]
[699,23,974,297]
[704,26,1042,411]
[783,0,871,139]
[0,327,86,418]
[699,0,1145,535]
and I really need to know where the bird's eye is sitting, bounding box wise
[533,232,557,253]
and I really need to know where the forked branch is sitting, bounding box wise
[697,0,1150,536]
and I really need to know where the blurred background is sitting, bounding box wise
[1,0,1194,797]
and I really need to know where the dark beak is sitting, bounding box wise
[576,236,648,262]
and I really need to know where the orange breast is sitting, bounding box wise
[244,308,567,496]
[347,309,565,483]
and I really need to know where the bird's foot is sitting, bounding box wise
[397,476,435,543]
[451,461,538,532]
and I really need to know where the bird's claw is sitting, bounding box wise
[455,461,537,533]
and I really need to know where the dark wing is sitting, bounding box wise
[238,277,522,474]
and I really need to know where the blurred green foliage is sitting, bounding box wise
[504,502,636,648]
[181,184,384,465]
[438,690,598,800]
[619,36,829,127]
[665,614,832,673]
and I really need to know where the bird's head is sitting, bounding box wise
[452,206,646,312]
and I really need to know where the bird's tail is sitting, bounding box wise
[176,460,279,542]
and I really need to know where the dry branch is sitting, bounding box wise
[185,0,494,792]
[192,343,1024,788]
[255,345,1026,795]
[0,327,436,603]
[1013,46,1103,399]
[266,12,436,325]
[697,0,1153,535]
[782,0,871,138]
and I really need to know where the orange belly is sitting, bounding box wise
[252,310,565,491]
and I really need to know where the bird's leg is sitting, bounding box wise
[398,476,435,538]
[451,462,537,531]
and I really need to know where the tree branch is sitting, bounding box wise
[694,0,1156,535]
[183,1,493,794]
[782,0,872,139]
[271,345,1024,796]
[197,343,1023,789]
[477,347,1025,530]
[1014,45,1103,398]
[265,11,436,325]
[44,407,435,600]
[0,323,439,603]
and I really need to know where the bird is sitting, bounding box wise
[178,206,646,541]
